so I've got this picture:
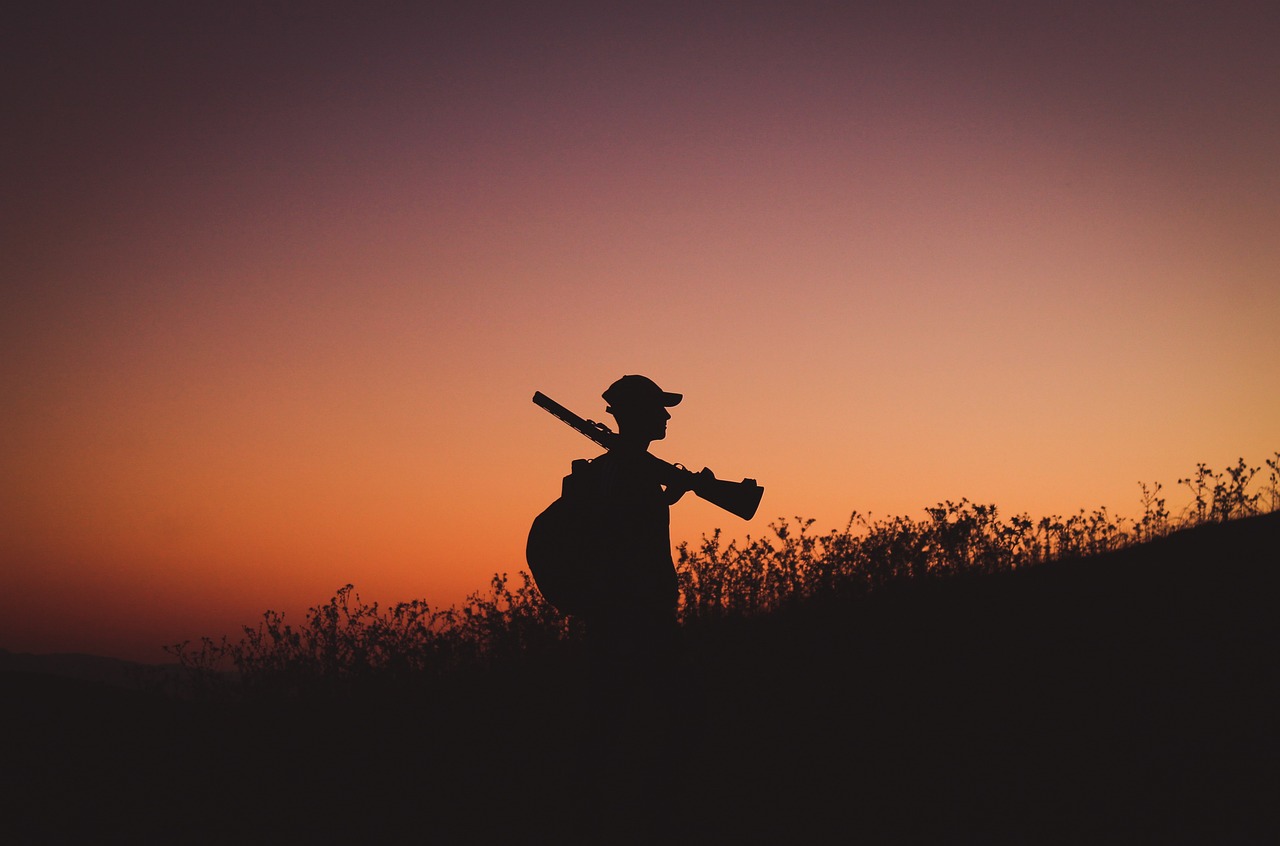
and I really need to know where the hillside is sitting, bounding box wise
[7,513,1277,843]
[686,510,1279,843]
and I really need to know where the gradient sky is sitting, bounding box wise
[4,1,1278,662]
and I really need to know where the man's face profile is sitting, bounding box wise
[615,404,671,443]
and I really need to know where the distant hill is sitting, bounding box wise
[0,649,178,689]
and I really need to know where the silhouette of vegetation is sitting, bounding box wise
[16,453,1277,843]
[168,453,1278,696]
[168,572,581,698]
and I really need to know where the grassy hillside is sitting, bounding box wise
[8,511,1276,843]
[685,510,1278,843]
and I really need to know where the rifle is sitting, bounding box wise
[532,391,764,520]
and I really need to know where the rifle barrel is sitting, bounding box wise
[532,391,613,448]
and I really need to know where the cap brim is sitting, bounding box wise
[662,392,683,407]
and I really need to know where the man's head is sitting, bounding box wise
[603,375,681,443]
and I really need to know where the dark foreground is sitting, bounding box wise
[9,514,1278,844]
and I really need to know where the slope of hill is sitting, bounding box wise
[684,510,1279,843]
[6,513,1276,843]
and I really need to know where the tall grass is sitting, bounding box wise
[168,453,1278,695]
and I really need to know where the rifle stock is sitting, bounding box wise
[691,469,764,520]
[533,391,763,520]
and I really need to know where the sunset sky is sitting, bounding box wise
[4,1,1277,662]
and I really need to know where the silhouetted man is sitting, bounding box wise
[574,376,696,827]
[526,375,762,831]
[581,375,692,669]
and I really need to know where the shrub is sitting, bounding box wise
[170,454,1277,696]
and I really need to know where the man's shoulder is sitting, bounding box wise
[565,452,610,476]
[588,448,653,472]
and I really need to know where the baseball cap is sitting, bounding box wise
[602,375,682,412]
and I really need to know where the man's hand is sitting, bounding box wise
[662,465,702,504]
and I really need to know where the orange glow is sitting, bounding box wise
[4,4,1278,661]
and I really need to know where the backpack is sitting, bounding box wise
[525,459,602,616]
